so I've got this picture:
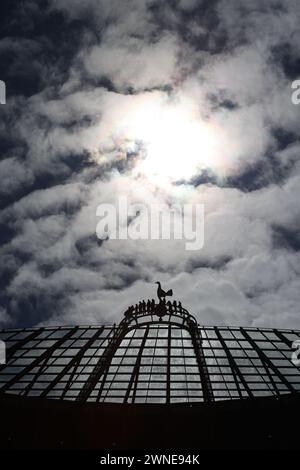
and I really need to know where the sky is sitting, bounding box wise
[0,0,300,329]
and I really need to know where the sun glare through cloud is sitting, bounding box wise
[134,102,219,182]
[93,92,232,185]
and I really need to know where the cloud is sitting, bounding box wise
[1,0,300,331]
[84,35,180,91]
[177,0,200,12]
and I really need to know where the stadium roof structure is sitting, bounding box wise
[0,297,300,404]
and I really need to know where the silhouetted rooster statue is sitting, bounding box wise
[155,281,173,302]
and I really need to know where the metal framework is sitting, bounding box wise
[0,299,300,404]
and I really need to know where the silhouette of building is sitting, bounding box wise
[0,298,300,449]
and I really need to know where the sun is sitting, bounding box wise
[134,104,219,182]
[93,92,228,184]
[116,94,220,183]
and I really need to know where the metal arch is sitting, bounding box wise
[1,323,300,403]
[76,299,214,403]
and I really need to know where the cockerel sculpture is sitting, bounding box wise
[155,281,173,302]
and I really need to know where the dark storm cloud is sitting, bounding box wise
[1,0,300,329]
